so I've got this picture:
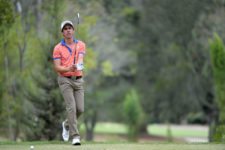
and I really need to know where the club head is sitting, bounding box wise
[77,13,80,24]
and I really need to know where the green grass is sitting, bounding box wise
[94,122,127,134]
[0,123,220,150]
[83,122,208,138]
[148,124,208,138]
[0,122,210,150]
[0,142,224,150]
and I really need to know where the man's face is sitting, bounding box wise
[62,24,74,39]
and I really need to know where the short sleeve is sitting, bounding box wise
[83,44,86,54]
[53,47,61,60]
[80,42,86,55]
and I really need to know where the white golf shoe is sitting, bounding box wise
[62,121,69,141]
[72,138,81,145]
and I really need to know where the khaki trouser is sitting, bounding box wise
[57,76,84,139]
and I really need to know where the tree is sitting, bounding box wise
[209,33,225,142]
[80,0,138,141]
[123,88,144,141]
[136,0,213,123]
[23,0,68,140]
[187,1,225,141]
[0,0,20,141]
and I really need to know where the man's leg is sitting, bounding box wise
[71,78,84,139]
[58,77,79,139]
[74,89,84,119]
[64,119,69,129]
[62,120,69,141]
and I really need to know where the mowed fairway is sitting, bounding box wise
[0,143,224,150]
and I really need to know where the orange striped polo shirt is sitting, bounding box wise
[53,39,86,77]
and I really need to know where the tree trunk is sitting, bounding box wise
[86,128,94,141]
[84,111,97,141]
[139,120,148,135]
[203,92,219,142]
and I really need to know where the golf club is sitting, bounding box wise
[74,13,80,64]
[73,13,83,70]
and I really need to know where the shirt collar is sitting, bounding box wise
[60,38,78,46]
[60,38,78,54]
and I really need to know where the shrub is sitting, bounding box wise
[123,88,144,141]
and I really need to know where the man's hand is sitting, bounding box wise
[54,59,78,73]
[67,64,77,72]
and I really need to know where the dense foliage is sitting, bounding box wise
[0,0,224,142]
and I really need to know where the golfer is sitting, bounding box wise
[52,20,86,145]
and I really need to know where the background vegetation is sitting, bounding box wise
[0,0,225,143]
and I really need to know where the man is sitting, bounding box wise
[52,20,86,145]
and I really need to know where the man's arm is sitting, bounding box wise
[54,59,76,73]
